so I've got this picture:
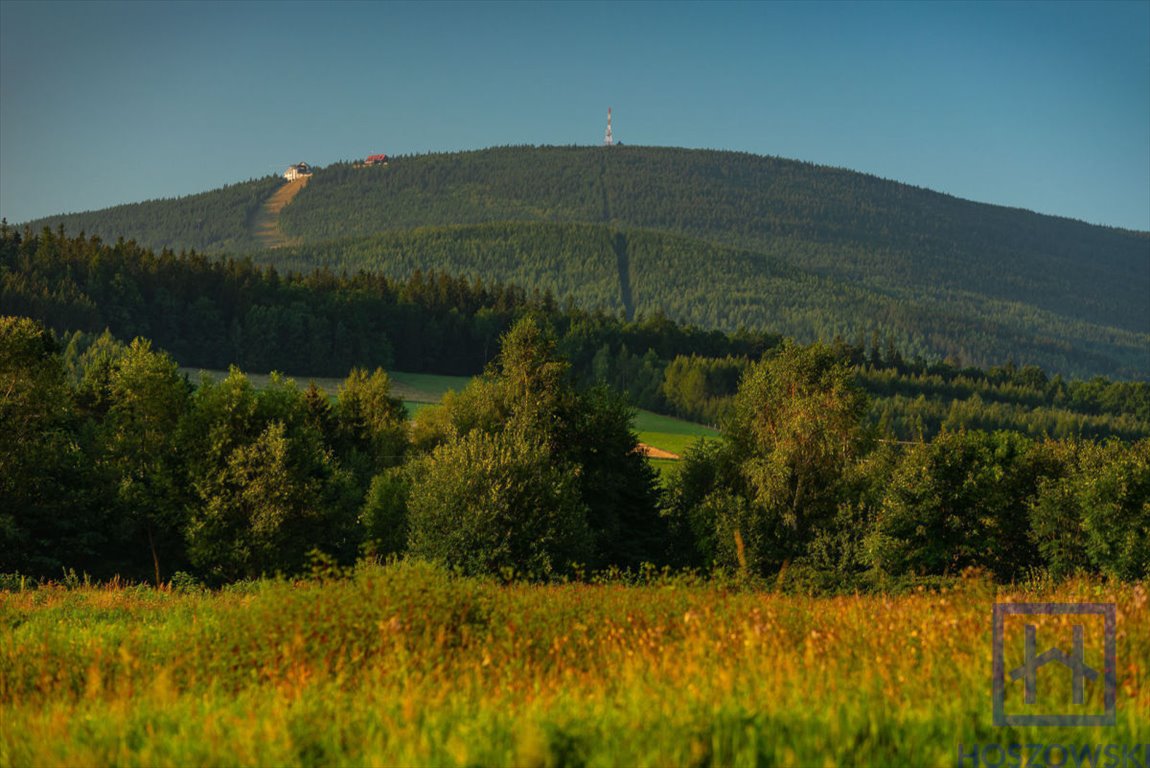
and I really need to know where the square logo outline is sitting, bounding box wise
[992,602,1116,727]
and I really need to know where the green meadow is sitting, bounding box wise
[2,565,1146,767]
[632,410,720,457]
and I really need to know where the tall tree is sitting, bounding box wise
[723,341,869,572]
[335,367,408,480]
[0,316,103,576]
[865,430,1046,579]
[409,316,663,573]
[100,338,190,584]
[181,370,357,581]
[406,426,591,579]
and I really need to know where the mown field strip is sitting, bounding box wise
[250,177,309,249]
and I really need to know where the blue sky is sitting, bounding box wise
[1,0,1148,230]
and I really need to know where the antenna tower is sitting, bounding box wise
[604,107,614,146]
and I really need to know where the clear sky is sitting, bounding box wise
[1,0,1148,230]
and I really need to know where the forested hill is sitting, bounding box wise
[19,176,282,255]
[17,145,1150,378]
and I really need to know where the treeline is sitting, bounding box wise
[3,226,1148,442]
[1,224,529,375]
[20,176,280,255]
[659,351,1150,442]
[1,316,660,584]
[3,316,1147,588]
[0,224,781,377]
[663,341,1150,587]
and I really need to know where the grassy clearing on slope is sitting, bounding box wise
[637,431,715,458]
[634,409,720,461]
[648,457,681,483]
[250,177,308,249]
[3,564,1146,766]
[633,410,719,435]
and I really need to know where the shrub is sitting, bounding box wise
[866,430,1041,579]
[360,468,410,558]
[406,427,591,580]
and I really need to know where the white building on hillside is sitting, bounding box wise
[284,162,313,181]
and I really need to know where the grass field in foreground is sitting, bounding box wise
[2,565,1146,766]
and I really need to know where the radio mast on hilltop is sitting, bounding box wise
[604,107,614,146]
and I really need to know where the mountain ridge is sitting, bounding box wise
[20,145,1150,241]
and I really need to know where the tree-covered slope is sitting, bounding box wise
[14,145,1150,377]
[19,176,281,254]
[281,147,1149,337]
[270,222,627,317]
[266,220,1149,378]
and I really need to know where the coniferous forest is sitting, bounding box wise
[5,145,1149,588]
[21,146,1150,378]
[3,225,1148,588]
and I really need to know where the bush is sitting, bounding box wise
[360,469,410,558]
[865,430,1041,579]
[1078,440,1150,580]
[406,428,591,580]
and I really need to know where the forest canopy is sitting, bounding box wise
[3,314,1148,589]
[3,225,1148,443]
